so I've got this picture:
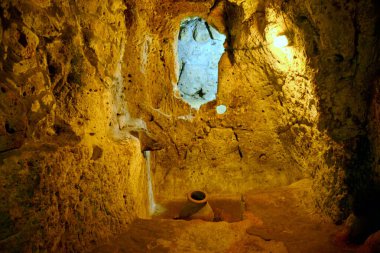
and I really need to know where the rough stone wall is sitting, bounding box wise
[122,0,380,222]
[0,0,148,252]
[370,77,380,186]
[123,0,312,200]
[294,0,380,221]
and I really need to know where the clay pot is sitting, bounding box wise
[178,190,214,221]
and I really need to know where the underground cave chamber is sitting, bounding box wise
[0,0,380,252]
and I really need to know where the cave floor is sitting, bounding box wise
[93,180,356,253]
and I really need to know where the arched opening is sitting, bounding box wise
[177,17,226,109]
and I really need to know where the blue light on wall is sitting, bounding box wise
[177,17,225,109]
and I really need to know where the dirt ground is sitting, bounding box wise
[93,180,359,253]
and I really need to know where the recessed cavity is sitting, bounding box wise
[177,17,225,109]
[190,191,206,201]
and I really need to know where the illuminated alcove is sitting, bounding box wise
[177,17,226,109]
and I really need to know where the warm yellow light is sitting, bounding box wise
[273,35,289,48]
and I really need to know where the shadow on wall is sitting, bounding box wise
[297,0,380,243]
[346,76,380,243]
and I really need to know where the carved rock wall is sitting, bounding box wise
[0,0,148,251]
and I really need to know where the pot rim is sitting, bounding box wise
[187,190,208,204]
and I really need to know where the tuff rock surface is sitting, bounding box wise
[0,0,379,251]
[0,0,149,251]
